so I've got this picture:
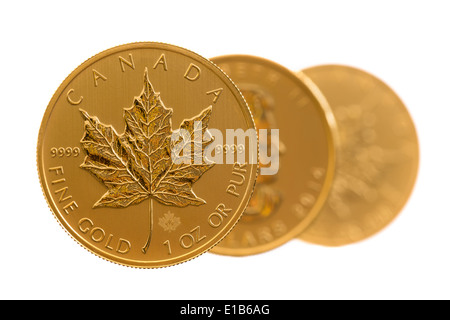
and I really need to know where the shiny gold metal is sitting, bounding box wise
[298,65,419,246]
[210,55,337,256]
[37,43,258,268]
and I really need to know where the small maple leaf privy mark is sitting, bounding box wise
[158,211,181,232]
[79,67,215,253]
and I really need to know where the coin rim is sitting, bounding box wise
[37,42,259,268]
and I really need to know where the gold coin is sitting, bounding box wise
[210,55,337,256]
[37,43,258,268]
[298,65,419,246]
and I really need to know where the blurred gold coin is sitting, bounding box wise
[210,55,337,256]
[37,43,258,268]
[298,65,419,246]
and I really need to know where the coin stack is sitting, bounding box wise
[37,43,419,268]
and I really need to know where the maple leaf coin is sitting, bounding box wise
[297,65,419,246]
[209,55,338,256]
[37,43,258,268]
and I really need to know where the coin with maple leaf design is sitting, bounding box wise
[297,65,419,246]
[37,43,258,268]
[209,55,337,256]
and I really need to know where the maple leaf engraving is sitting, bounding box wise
[158,211,181,232]
[79,68,215,253]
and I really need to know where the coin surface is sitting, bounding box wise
[298,65,419,246]
[37,43,258,268]
[210,55,337,256]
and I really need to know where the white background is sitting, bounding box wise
[1,0,449,300]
